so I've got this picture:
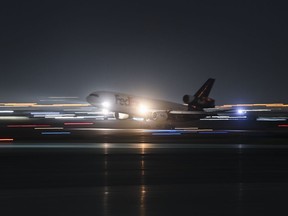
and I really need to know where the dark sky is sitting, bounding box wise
[1,0,288,104]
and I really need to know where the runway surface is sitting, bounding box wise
[1,143,288,216]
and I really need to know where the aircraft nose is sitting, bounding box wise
[86,93,100,105]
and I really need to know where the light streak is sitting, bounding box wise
[0,110,14,113]
[278,124,288,127]
[41,132,71,135]
[0,138,13,142]
[7,124,50,128]
[0,116,29,120]
[34,127,64,130]
[64,122,94,125]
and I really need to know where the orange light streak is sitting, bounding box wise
[0,138,13,142]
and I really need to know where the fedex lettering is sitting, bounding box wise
[115,95,139,106]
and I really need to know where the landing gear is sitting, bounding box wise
[114,112,119,120]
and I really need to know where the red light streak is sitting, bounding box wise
[278,124,288,127]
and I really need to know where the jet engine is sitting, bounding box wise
[183,94,194,104]
[183,95,215,111]
[114,112,130,120]
[150,111,169,121]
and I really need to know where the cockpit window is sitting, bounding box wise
[90,93,99,97]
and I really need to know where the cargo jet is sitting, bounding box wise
[86,78,217,122]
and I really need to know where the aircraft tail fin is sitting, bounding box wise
[182,78,215,111]
[194,78,215,98]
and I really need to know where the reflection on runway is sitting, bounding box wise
[1,183,288,216]
[1,143,288,216]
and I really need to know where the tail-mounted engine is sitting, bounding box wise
[183,78,216,111]
[183,94,215,111]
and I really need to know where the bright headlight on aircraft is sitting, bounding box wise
[102,101,110,108]
[139,104,148,114]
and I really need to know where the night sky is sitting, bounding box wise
[1,0,287,104]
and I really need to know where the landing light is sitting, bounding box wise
[139,104,148,114]
[102,101,110,108]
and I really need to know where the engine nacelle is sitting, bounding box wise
[114,112,130,120]
[150,111,168,121]
[183,94,215,110]
[183,94,194,104]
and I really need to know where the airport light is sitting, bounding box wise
[237,109,246,115]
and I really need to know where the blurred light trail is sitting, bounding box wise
[7,124,50,128]
[64,122,94,125]
[152,132,181,135]
[41,132,71,135]
[257,118,287,121]
[278,124,288,127]
[0,103,90,107]
[219,103,288,108]
[48,97,79,99]
[0,110,14,113]
[199,131,228,134]
[0,138,13,142]
[54,116,84,119]
[0,116,29,120]
[34,127,64,130]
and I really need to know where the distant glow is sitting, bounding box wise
[139,104,148,114]
[102,101,110,108]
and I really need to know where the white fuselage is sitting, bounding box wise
[86,91,187,117]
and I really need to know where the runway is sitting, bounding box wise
[1,103,288,215]
[1,143,288,216]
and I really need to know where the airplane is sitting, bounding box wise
[86,78,218,123]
